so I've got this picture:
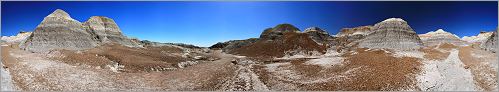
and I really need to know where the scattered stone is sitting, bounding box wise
[194,56,206,60]
[177,61,199,68]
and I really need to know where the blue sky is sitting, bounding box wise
[1,1,497,47]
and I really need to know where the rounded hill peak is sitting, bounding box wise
[382,18,406,22]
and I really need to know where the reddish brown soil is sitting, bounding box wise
[333,36,362,52]
[53,44,192,72]
[438,43,458,51]
[254,48,422,91]
[315,48,421,91]
[420,47,450,61]
[57,50,112,67]
[458,46,497,91]
[231,32,326,58]
[289,59,322,77]
[1,44,19,69]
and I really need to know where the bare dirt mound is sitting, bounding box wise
[231,32,326,58]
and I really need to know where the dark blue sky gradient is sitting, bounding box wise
[1,1,497,46]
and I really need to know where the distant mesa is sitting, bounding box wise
[230,23,326,58]
[418,29,468,46]
[19,9,141,52]
[333,26,373,52]
[208,38,259,53]
[12,9,490,55]
[1,31,32,43]
[259,23,300,41]
[215,18,430,56]
[336,26,373,37]
[303,27,335,45]
[462,31,494,44]
[358,18,423,50]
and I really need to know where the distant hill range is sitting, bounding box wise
[2,9,496,55]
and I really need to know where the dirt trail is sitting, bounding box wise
[418,49,478,91]
[219,58,269,91]
[458,46,498,91]
[145,50,239,91]
[1,45,21,91]
[1,60,17,91]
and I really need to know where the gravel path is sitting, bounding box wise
[1,61,17,91]
[418,49,478,91]
[219,58,269,91]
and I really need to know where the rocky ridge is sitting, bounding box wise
[303,27,334,45]
[20,9,141,52]
[480,31,498,53]
[418,29,468,46]
[336,26,373,37]
[83,16,141,47]
[259,24,300,41]
[462,31,494,44]
[209,38,259,53]
[1,31,32,43]
[333,26,373,52]
[20,9,100,52]
[231,24,326,58]
[358,18,423,50]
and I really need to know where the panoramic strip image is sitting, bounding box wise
[1,1,498,91]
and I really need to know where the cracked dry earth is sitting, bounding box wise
[1,43,498,91]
